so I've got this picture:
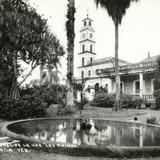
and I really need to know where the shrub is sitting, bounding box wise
[154,90,160,110]
[154,56,160,109]
[90,93,115,108]
[0,85,62,120]
[133,98,146,109]
[121,94,146,109]
[90,93,146,109]
[120,94,134,109]
[146,116,158,125]
[0,96,47,120]
[145,101,152,108]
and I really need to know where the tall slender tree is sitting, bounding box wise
[65,0,76,110]
[154,56,160,110]
[94,0,139,110]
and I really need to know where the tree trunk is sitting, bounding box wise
[48,66,52,88]
[114,21,120,111]
[66,0,75,110]
[66,66,74,107]
[40,64,44,85]
[18,67,35,86]
[10,51,20,99]
[55,68,58,86]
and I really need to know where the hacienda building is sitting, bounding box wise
[76,15,158,102]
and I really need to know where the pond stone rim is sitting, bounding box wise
[1,117,160,158]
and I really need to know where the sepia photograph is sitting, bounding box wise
[1,0,160,159]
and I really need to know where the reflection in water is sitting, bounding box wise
[8,119,160,147]
[140,126,143,147]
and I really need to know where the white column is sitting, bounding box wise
[77,91,81,102]
[99,78,102,87]
[139,73,143,98]
[151,79,154,94]
[108,79,112,93]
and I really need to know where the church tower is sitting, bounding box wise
[79,14,96,66]
[78,14,96,79]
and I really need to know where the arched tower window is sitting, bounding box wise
[90,45,92,52]
[89,21,91,26]
[90,57,93,63]
[88,70,91,76]
[82,57,84,66]
[84,21,86,26]
[81,71,84,79]
[82,45,85,52]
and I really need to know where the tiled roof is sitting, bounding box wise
[101,55,158,75]
[83,57,131,67]
[140,55,160,63]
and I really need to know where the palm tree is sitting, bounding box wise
[94,0,139,110]
[40,66,60,87]
[30,68,60,87]
[39,32,64,87]
[65,0,76,110]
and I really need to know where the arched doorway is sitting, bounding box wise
[134,80,140,95]
[95,83,99,93]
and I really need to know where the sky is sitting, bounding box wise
[26,0,160,81]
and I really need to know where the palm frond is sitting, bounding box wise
[94,0,139,24]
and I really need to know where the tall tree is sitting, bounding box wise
[65,0,76,110]
[0,0,65,99]
[94,0,139,110]
[154,56,160,110]
[0,52,14,97]
[40,34,65,87]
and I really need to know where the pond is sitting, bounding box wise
[3,118,160,157]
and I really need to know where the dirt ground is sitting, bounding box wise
[1,151,160,160]
[1,105,160,160]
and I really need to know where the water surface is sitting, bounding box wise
[8,119,160,147]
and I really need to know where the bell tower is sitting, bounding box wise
[78,14,96,68]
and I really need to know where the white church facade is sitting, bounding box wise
[76,15,157,102]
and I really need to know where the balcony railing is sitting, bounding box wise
[131,94,154,101]
[143,94,155,100]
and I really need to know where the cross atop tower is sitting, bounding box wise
[87,9,89,17]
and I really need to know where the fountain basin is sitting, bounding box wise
[2,117,160,158]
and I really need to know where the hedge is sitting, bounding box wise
[90,93,145,109]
